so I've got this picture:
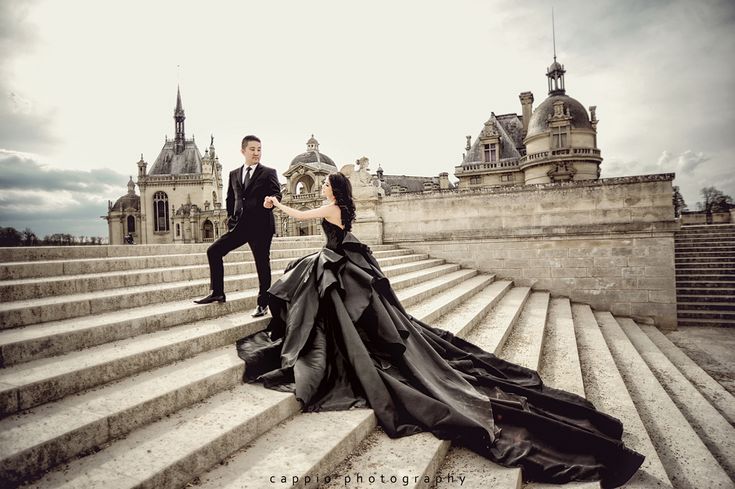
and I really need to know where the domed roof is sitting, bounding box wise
[547,60,564,73]
[111,193,140,212]
[290,150,336,167]
[290,135,336,168]
[526,94,592,139]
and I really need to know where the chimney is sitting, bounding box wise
[439,172,449,190]
[519,91,534,136]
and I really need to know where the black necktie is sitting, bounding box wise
[242,166,252,189]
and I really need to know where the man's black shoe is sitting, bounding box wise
[252,305,269,317]
[194,293,226,304]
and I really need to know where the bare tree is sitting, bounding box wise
[697,187,734,214]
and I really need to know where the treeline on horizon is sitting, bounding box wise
[0,226,106,247]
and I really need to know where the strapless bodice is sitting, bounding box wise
[321,218,345,251]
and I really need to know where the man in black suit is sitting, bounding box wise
[195,135,282,317]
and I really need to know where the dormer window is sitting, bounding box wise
[483,144,498,162]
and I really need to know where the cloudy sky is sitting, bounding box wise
[1,0,733,238]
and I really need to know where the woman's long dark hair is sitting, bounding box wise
[328,172,356,231]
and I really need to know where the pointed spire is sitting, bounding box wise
[175,85,184,115]
[173,85,186,154]
[546,8,566,95]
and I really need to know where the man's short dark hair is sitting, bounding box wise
[241,135,261,149]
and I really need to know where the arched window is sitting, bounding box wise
[127,215,136,233]
[153,191,169,232]
[202,220,214,240]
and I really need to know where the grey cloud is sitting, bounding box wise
[0,150,126,193]
[656,150,710,175]
[0,0,58,152]
[0,150,126,236]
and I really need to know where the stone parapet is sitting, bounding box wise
[377,173,678,329]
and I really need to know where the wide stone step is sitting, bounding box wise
[677,318,735,327]
[572,306,671,489]
[198,410,377,489]
[676,269,735,278]
[674,234,735,246]
[675,241,735,248]
[0,239,330,262]
[0,288,267,368]
[6,266,502,487]
[0,300,266,417]
[393,268,476,308]
[0,259,281,299]
[0,252,450,329]
[440,292,553,489]
[676,287,735,296]
[678,310,735,321]
[401,274,496,325]
[195,279,514,489]
[0,346,248,485]
[522,299,600,489]
[595,312,732,488]
[617,318,735,479]
[675,251,735,258]
[0,260,452,367]
[677,225,735,232]
[645,326,735,425]
[0,247,320,280]
[538,298,585,397]
[677,301,735,311]
[675,256,735,264]
[321,287,534,489]
[676,262,735,269]
[0,247,411,282]
[677,235,735,240]
[28,386,301,489]
[0,264,466,415]
[676,279,735,288]
[0,271,278,329]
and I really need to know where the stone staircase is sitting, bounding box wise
[675,224,735,327]
[0,239,733,489]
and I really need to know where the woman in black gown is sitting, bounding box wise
[236,172,644,488]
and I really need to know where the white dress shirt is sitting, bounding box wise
[241,163,258,185]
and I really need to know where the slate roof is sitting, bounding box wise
[148,139,204,175]
[526,94,591,138]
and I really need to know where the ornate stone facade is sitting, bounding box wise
[455,56,602,190]
[277,135,337,237]
[104,88,226,244]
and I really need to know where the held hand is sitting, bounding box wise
[264,196,280,209]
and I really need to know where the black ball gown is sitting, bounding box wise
[235,219,644,488]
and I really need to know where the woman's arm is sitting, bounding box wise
[266,196,339,221]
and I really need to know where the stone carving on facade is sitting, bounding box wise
[547,162,577,182]
[480,120,499,139]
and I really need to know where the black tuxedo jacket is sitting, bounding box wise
[226,164,282,236]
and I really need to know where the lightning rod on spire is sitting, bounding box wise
[552,7,557,62]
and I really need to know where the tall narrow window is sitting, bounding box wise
[127,215,135,233]
[483,144,490,162]
[153,191,169,232]
[490,144,497,162]
[552,127,568,148]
